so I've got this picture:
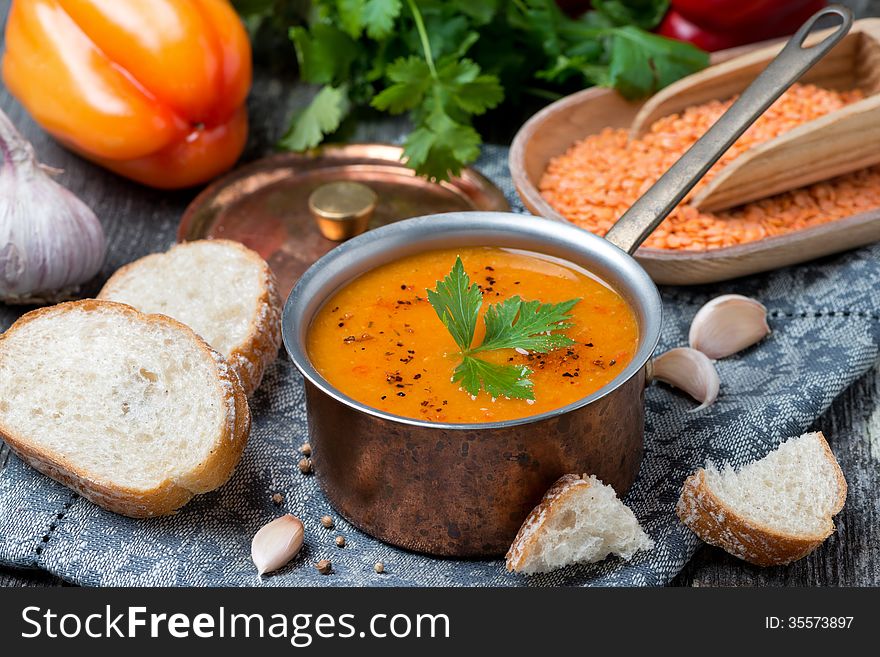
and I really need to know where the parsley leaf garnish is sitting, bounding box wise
[476,296,578,353]
[454,357,534,401]
[425,256,482,352]
[427,257,579,401]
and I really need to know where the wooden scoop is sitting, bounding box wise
[628,18,880,213]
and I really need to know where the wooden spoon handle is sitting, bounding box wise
[691,93,880,212]
[604,5,853,255]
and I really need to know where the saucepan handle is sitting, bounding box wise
[603,5,853,255]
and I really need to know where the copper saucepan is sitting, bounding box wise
[283,7,852,557]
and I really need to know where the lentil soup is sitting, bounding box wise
[306,247,639,423]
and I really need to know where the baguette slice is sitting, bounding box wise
[506,474,654,575]
[676,431,847,566]
[99,239,282,396]
[0,300,250,517]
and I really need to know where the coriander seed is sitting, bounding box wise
[300,442,312,457]
[320,515,334,529]
[298,458,312,474]
[374,561,385,574]
[315,559,332,575]
[271,492,283,505]
[335,535,346,547]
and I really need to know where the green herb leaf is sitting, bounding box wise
[476,296,578,353]
[336,0,366,39]
[371,56,432,114]
[289,24,357,85]
[402,102,483,180]
[425,256,482,352]
[592,0,669,29]
[417,13,471,60]
[448,0,500,26]
[254,0,707,177]
[363,0,402,39]
[330,0,402,40]
[454,357,535,401]
[510,0,567,57]
[279,85,350,151]
[427,258,579,401]
[390,54,501,179]
[437,58,504,116]
[386,1,502,180]
[607,26,709,99]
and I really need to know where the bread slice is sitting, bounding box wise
[676,431,847,566]
[506,474,654,575]
[98,239,282,397]
[0,300,250,517]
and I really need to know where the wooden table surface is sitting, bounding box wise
[2,1,878,588]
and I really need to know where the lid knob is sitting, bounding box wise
[308,181,378,242]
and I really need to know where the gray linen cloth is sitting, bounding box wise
[1,146,878,586]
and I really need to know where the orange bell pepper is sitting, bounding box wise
[2,0,251,189]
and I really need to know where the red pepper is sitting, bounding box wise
[659,0,828,51]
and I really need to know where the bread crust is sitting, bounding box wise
[0,300,251,518]
[675,432,847,567]
[506,474,588,573]
[98,239,283,397]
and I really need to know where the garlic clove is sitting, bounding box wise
[688,294,770,359]
[251,514,305,576]
[650,347,720,411]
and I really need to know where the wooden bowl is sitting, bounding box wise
[510,37,880,285]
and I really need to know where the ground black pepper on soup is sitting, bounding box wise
[306,247,638,423]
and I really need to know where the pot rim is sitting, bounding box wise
[282,212,662,430]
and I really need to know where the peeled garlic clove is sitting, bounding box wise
[650,347,719,411]
[688,294,770,359]
[252,514,305,576]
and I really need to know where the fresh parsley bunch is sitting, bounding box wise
[238,0,707,180]
[428,257,579,401]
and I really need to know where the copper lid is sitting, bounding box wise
[178,144,510,299]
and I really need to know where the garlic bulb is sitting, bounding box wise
[650,347,720,411]
[689,294,770,359]
[0,109,106,304]
[252,514,305,576]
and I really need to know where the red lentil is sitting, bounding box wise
[540,84,880,250]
